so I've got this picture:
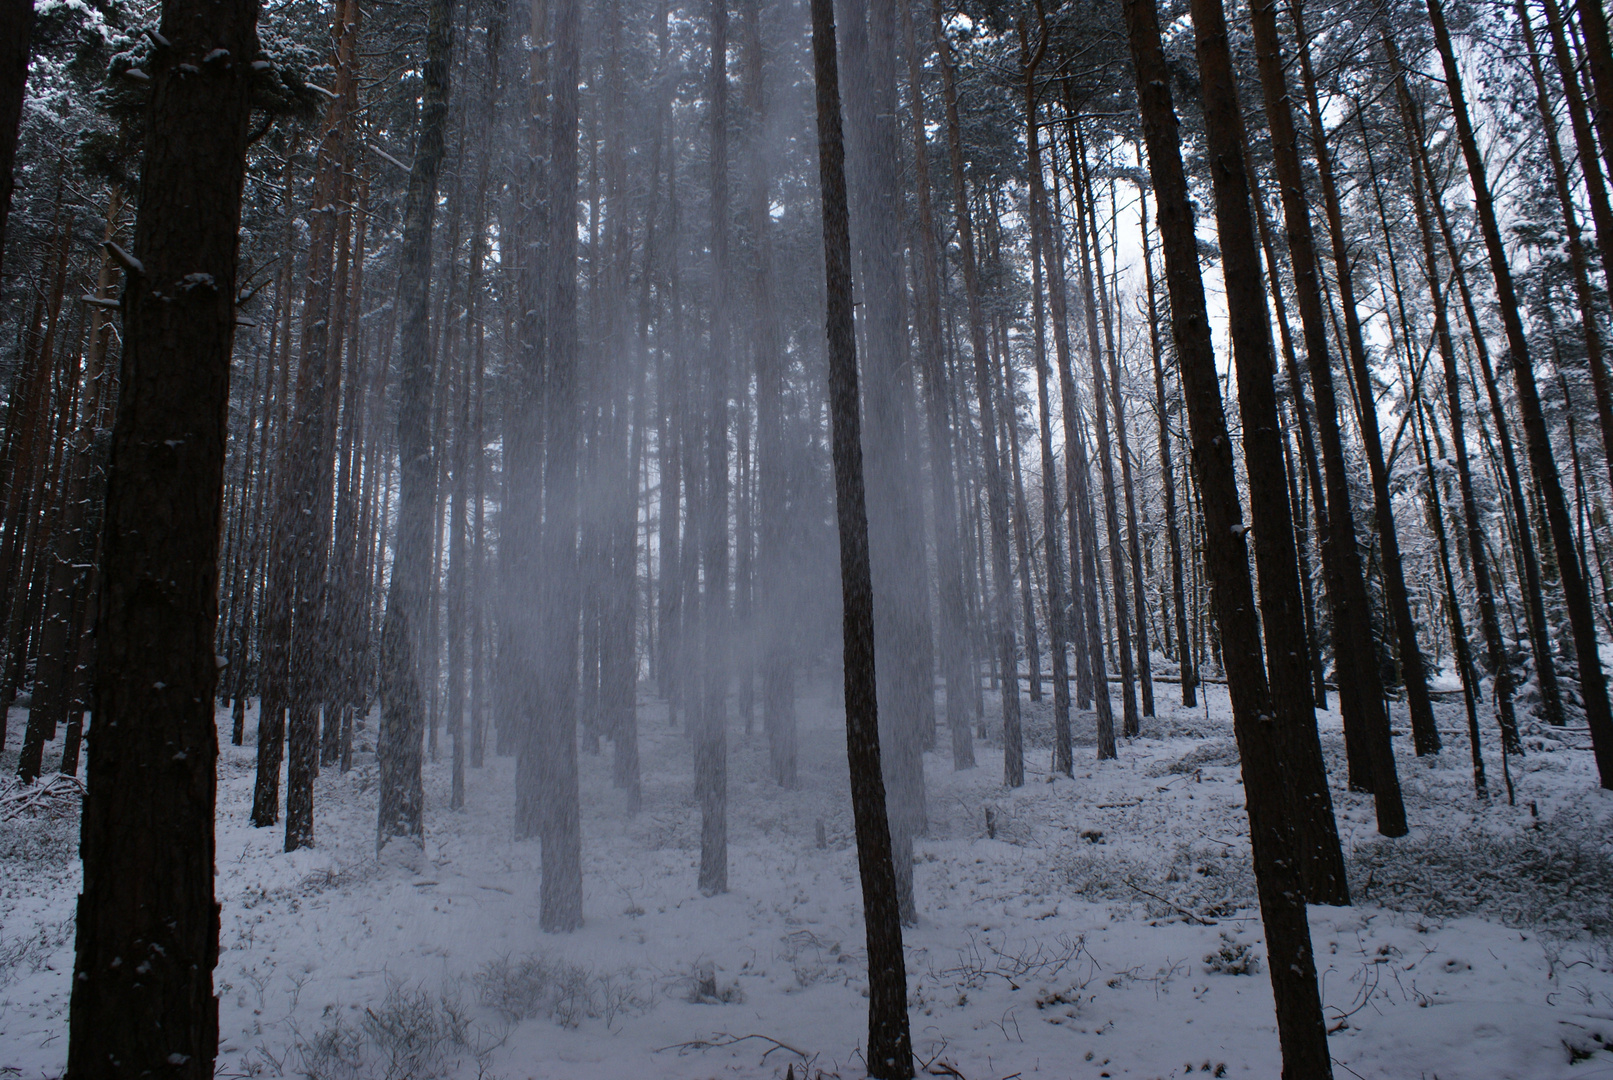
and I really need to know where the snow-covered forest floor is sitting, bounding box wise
[4,680,1613,1079]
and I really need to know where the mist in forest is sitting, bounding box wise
[2,0,1613,1074]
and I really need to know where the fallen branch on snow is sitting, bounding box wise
[655,1031,811,1061]
[1124,878,1218,925]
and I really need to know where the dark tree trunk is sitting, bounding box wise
[1573,0,1613,201]
[1252,191,1329,713]
[0,0,29,270]
[742,0,799,786]
[809,0,913,1069]
[1542,0,1613,382]
[1121,0,1334,1072]
[1517,0,1613,493]
[1384,33,1518,755]
[65,0,259,1072]
[1089,164,1154,721]
[1047,114,1101,719]
[1193,0,1358,888]
[284,0,362,850]
[1414,398,1487,794]
[1263,1,1403,815]
[841,0,930,880]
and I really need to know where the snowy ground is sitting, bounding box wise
[4,678,1613,1079]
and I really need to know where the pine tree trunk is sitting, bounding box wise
[1121,0,1333,1071]
[809,0,913,1067]
[1398,64,1559,737]
[1541,0,1613,365]
[1518,0,1613,492]
[698,0,731,898]
[1291,3,1440,756]
[1090,164,1155,721]
[1194,0,1361,883]
[1071,128,1139,739]
[1251,192,1329,712]
[0,0,29,269]
[1252,0,1401,814]
[531,0,584,928]
[1572,0,1613,197]
[1414,397,1487,794]
[1046,119,1101,718]
[65,0,258,1071]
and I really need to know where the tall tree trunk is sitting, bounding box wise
[1572,0,1613,199]
[1047,112,1103,721]
[842,0,930,889]
[1254,0,1403,810]
[1193,0,1361,884]
[1541,0,1613,368]
[1382,37,1518,756]
[1396,48,1560,736]
[698,0,731,897]
[1089,156,1155,721]
[1121,0,1334,1071]
[530,0,584,928]
[1252,190,1330,712]
[0,0,29,271]
[1414,396,1487,794]
[809,0,913,1068]
[65,0,258,1071]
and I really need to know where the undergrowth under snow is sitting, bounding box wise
[3,680,1612,1079]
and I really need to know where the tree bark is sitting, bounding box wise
[698,0,731,897]
[809,0,913,1068]
[1121,0,1334,1071]
[1193,0,1362,882]
[0,0,29,271]
[65,0,258,1072]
